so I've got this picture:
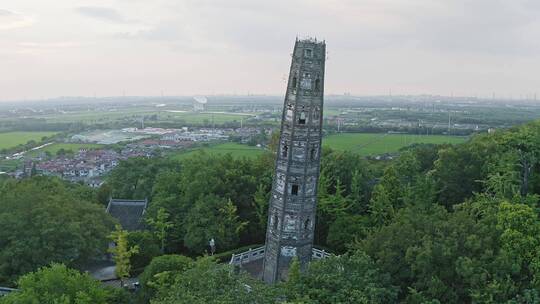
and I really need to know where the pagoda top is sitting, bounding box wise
[296,36,325,45]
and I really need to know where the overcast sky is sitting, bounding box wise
[2,0,540,101]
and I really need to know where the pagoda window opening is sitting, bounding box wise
[282,144,288,158]
[304,218,310,230]
[298,111,306,124]
[291,184,299,195]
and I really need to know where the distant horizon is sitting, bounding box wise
[1,92,538,105]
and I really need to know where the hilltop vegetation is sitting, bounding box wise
[2,120,540,303]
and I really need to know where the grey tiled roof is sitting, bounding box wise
[106,199,147,231]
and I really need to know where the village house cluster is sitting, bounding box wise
[14,149,127,187]
[158,126,266,143]
[6,126,268,187]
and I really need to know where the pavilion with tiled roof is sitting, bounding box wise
[106,198,148,231]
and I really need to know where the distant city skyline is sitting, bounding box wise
[2,0,540,101]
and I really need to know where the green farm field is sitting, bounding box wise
[39,110,157,123]
[24,109,256,124]
[322,133,467,156]
[0,131,58,150]
[163,112,254,124]
[26,143,104,157]
[171,133,465,160]
[322,108,343,116]
[170,142,266,160]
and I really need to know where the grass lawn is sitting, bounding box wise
[323,133,467,156]
[26,143,105,157]
[0,131,58,150]
[170,142,266,160]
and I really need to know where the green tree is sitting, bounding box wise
[150,257,276,304]
[496,201,540,285]
[368,184,395,227]
[349,169,369,214]
[393,150,422,183]
[432,135,497,209]
[109,225,139,287]
[316,179,352,247]
[326,215,369,253]
[399,143,442,173]
[483,151,522,199]
[401,174,438,209]
[146,207,173,253]
[0,264,109,304]
[359,193,540,303]
[288,257,301,283]
[148,153,271,251]
[96,183,112,206]
[319,148,372,196]
[0,177,115,286]
[148,170,185,253]
[378,166,404,208]
[284,251,398,303]
[184,195,247,254]
[268,130,280,154]
[252,183,270,237]
[127,231,161,274]
[138,255,192,303]
[107,158,180,200]
[499,123,540,196]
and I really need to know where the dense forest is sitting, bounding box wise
[2,120,540,303]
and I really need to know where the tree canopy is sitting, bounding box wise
[0,264,111,304]
[0,177,115,286]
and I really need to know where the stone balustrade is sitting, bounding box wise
[230,246,331,266]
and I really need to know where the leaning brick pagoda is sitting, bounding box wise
[262,38,326,283]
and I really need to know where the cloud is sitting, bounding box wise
[0,9,34,30]
[396,0,540,56]
[76,6,136,24]
[3,41,87,56]
[114,21,228,53]
[17,42,84,49]
[71,1,540,56]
